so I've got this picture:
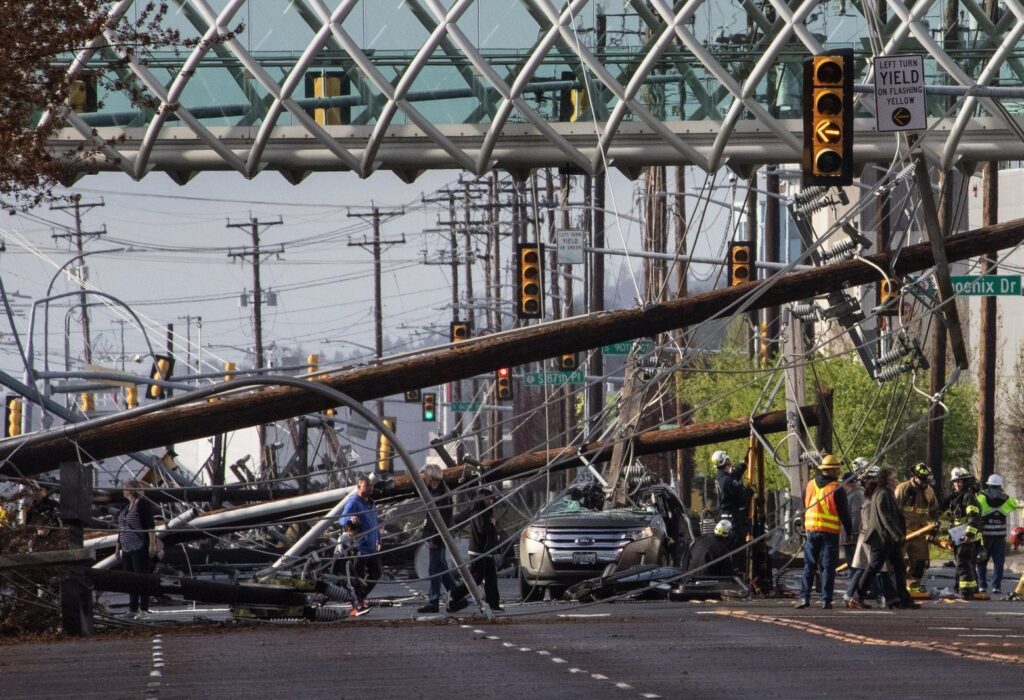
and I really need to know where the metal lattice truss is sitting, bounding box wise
[42,0,1024,183]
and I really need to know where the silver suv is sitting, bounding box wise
[518,477,690,600]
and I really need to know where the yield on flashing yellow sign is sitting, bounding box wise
[950,275,1021,296]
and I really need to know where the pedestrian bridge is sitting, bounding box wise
[44,0,1024,183]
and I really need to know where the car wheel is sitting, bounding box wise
[519,571,544,602]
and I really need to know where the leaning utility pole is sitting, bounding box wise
[978,162,998,481]
[347,205,405,417]
[227,215,283,472]
[51,196,106,366]
[7,219,1024,476]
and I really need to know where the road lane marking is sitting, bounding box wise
[592,674,608,680]
[551,657,566,664]
[615,682,633,689]
[717,610,1024,666]
[640,694,661,699]
[557,613,611,618]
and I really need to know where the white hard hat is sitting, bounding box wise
[714,519,733,537]
[950,467,971,482]
[864,465,881,478]
[986,474,1004,488]
[852,457,870,470]
[711,450,731,468]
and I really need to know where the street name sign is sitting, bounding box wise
[602,339,654,355]
[449,401,481,412]
[874,55,926,132]
[556,229,585,265]
[523,370,584,386]
[950,275,1021,296]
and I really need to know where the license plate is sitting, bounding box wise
[573,551,597,565]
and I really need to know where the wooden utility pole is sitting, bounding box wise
[227,216,283,376]
[51,196,106,366]
[978,162,998,480]
[744,171,759,363]
[764,167,781,359]
[347,205,405,417]
[5,219,1024,476]
[60,461,94,636]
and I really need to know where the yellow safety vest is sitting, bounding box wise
[804,480,841,534]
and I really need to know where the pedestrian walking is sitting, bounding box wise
[339,475,382,611]
[943,468,983,600]
[849,468,918,609]
[417,464,469,614]
[976,473,1019,595]
[894,462,939,592]
[449,486,504,611]
[115,480,157,619]
[331,519,369,616]
[844,466,898,605]
[795,454,853,610]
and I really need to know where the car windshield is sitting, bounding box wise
[539,495,653,517]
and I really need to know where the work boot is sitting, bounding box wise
[447,596,470,613]
[417,602,440,614]
[962,591,975,601]
[793,600,810,609]
[821,601,833,609]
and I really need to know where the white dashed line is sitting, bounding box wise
[502,642,515,647]
[568,668,586,674]
[486,635,500,640]
[592,673,608,680]
[536,650,551,656]
[149,670,162,678]
[519,647,531,652]
[473,629,486,634]
[615,682,633,689]
[551,657,566,664]
[641,694,662,698]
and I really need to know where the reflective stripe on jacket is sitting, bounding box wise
[977,489,1019,536]
[804,480,841,534]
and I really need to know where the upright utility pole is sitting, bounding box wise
[51,196,106,366]
[978,162,998,481]
[347,205,405,417]
[228,215,283,473]
[227,216,284,375]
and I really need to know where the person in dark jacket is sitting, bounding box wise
[849,468,917,609]
[687,520,737,577]
[449,486,503,611]
[115,480,158,618]
[712,450,752,570]
[417,464,467,614]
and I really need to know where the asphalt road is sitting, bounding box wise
[3,575,1024,699]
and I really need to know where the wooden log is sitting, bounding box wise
[0,548,95,571]
[5,216,1022,476]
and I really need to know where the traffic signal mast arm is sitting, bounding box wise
[3,217,1024,476]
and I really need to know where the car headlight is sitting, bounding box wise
[626,526,654,541]
[524,526,547,541]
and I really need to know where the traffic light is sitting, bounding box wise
[759,323,770,368]
[69,72,97,113]
[5,396,22,437]
[879,278,900,315]
[80,392,95,414]
[421,392,437,421]
[125,386,138,409]
[559,353,578,370]
[495,368,514,401]
[377,417,396,472]
[727,242,753,287]
[515,243,544,319]
[450,320,472,343]
[307,353,319,376]
[802,49,854,187]
[404,389,422,402]
[559,70,589,122]
[147,355,175,400]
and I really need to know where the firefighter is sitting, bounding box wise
[686,519,737,578]
[795,454,853,610]
[894,462,938,592]
[976,474,1019,595]
[942,467,983,600]
[712,450,751,569]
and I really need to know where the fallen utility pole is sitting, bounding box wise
[82,405,821,554]
[0,549,95,571]
[3,218,1023,477]
[91,486,304,505]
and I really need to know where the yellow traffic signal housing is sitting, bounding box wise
[305,71,351,125]
[125,386,139,409]
[5,396,22,437]
[879,277,900,316]
[147,355,175,400]
[759,323,770,368]
[69,72,97,113]
[516,243,544,319]
[450,320,472,343]
[80,392,95,414]
[559,353,578,370]
[802,50,853,187]
[421,392,437,421]
[495,368,514,401]
[307,354,319,375]
[377,417,396,471]
[727,242,753,287]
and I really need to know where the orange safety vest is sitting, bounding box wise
[804,480,841,534]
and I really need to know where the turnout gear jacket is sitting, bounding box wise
[977,487,1019,537]
[942,489,983,545]
[803,474,853,535]
[716,469,751,521]
[894,479,938,531]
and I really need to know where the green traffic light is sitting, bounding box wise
[423,410,435,421]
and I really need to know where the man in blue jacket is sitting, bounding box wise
[340,476,381,611]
